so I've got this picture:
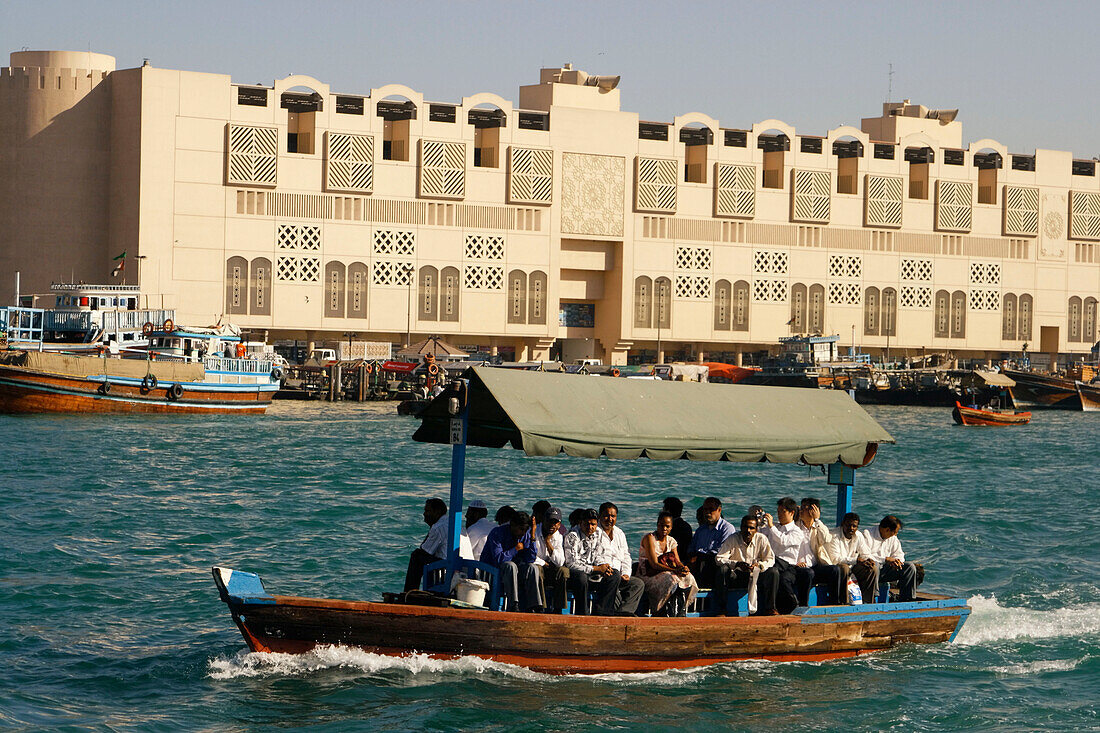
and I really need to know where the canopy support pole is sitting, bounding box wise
[444,382,469,591]
[827,461,855,527]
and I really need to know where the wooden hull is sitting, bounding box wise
[1077,381,1100,412]
[1001,369,1082,410]
[952,402,1031,426]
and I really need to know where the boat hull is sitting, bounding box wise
[952,402,1031,426]
[1001,369,1082,409]
[1077,381,1100,412]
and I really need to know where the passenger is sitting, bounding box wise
[403,498,448,592]
[597,502,645,616]
[829,512,877,603]
[637,510,699,616]
[799,497,844,605]
[563,508,621,615]
[466,500,495,561]
[479,510,542,612]
[686,497,736,589]
[716,515,780,616]
[568,508,586,533]
[495,505,516,526]
[864,515,918,602]
[763,497,815,613]
[534,507,570,613]
[662,497,694,551]
[430,382,444,398]
[531,500,551,526]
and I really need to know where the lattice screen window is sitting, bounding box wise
[791,169,831,223]
[373,230,416,256]
[227,124,278,186]
[828,255,863,279]
[676,246,712,271]
[325,132,374,194]
[900,286,932,309]
[752,279,787,303]
[509,147,553,205]
[675,275,712,300]
[419,140,466,199]
[277,224,322,251]
[901,258,933,282]
[464,234,505,260]
[969,289,1000,311]
[753,250,789,274]
[828,282,861,305]
[1003,186,1038,237]
[635,157,678,213]
[969,262,1001,285]
[275,256,320,282]
[1070,191,1100,240]
[464,265,504,290]
[371,261,414,287]
[936,180,973,232]
[865,175,903,228]
[715,163,756,218]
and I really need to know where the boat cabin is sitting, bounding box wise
[32,284,174,349]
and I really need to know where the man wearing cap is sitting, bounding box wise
[466,500,495,560]
[534,506,570,613]
[564,508,621,615]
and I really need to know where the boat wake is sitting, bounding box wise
[953,595,1100,646]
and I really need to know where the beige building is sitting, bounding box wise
[2,49,1098,364]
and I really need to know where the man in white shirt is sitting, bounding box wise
[716,515,779,615]
[763,496,816,613]
[466,500,495,561]
[598,502,644,615]
[829,512,877,604]
[799,497,845,606]
[534,507,569,613]
[564,508,621,615]
[864,515,918,602]
[404,497,473,591]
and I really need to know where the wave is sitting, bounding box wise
[988,657,1086,675]
[954,595,1100,646]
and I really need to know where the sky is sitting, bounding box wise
[4,0,1100,156]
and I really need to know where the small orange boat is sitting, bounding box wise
[952,401,1031,426]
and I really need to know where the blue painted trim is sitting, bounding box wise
[948,608,972,642]
[796,597,969,615]
[213,567,277,605]
[444,386,469,590]
[0,378,272,409]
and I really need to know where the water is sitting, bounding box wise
[2,402,1098,731]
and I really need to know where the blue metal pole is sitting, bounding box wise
[836,481,853,528]
[444,395,468,590]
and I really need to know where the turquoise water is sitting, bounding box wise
[2,402,1098,731]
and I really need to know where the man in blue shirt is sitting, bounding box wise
[687,497,736,589]
[479,510,542,612]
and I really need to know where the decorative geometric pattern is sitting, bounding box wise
[900,285,932,309]
[865,175,903,227]
[227,124,278,186]
[936,180,974,232]
[753,250,789,274]
[1069,190,1100,240]
[561,153,625,237]
[325,133,374,193]
[791,170,831,223]
[373,230,415,256]
[635,157,678,212]
[371,261,414,286]
[464,234,505,260]
[1004,185,1039,236]
[463,265,504,290]
[828,282,862,305]
[715,163,756,218]
[419,140,466,199]
[969,289,1000,311]
[828,255,863,279]
[901,258,933,282]
[752,279,787,303]
[275,256,320,282]
[676,246,712,271]
[675,275,711,300]
[509,147,553,205]
[969,262,1001,285]
[277,224,321,251]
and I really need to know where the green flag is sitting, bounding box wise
[113,251,127,261]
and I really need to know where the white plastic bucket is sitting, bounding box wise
[455,578,490,606]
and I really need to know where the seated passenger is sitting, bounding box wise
[404,498,448,592]
[531,500,551,527]
[799,497,845,605]
[716,515,779,615]
[637,511,699,616]
[763,496,815,613]
[465,500,495,561]
[686,497,736,589]
[495,505,516,526]
[864,515,918,602]
[662,497,694,552]
[828,512,877,604]
[479,510,542,612]
[598,502,645,615]
[563,509,621,615]
[534,507,570,613]
[567,508,586,533]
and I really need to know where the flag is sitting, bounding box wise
[111,259,125,277]
[112,251,126,261]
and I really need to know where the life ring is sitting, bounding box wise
[271,366,284,381]
[142,322,154,336]
[163,318,175,333]
[611,368,621,377]
[427,363,440,376]
[167,383,184,400]
[99,381,112,395]
[142,374,158,391]
[364,363,373,374]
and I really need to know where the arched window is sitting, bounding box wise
[950,291,967,338]
[790,283,807,333]
[324,261,346,317]
[655,277,672,329]
[1018,294,1033,341]
[881,287,897,337]
[347,262,368,318]
[419,265,439,321]
[864,286,880,336]
[634,276,653,328]
[1068,296,1083,342]
[528,270,548,325]
[507,269,527,324]
[934,289,950,338]
[732,280,750,331]
[808,284,825,334]
[226,257,248,315]
[1002,293,1018,340]
[440,266,460,322]
[1085,297,1098,344]
[714,279,731,331]
[250,258,271,317]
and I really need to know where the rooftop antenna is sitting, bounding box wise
[887,62,894,103]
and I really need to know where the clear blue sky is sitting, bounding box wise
[5,0,1100,156]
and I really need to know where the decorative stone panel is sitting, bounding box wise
[1003,185,1038,237]
[509,147,553,205]
[325,132,374,194]
[936,180,973,232]
[635,156,678,213]
[419,140,466,199]
[791,169,830,223]
[561,153,625,237]
[715,163,756,218]
[865,175,903,228]
[227,124,278,187]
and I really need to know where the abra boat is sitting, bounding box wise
[952,401,1031,426]
[1077,380,1100,412]
[213,367,970,673]
[1001,368,1082,410]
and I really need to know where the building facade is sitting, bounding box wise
[2,50,1098,364]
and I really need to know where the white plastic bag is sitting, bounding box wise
[847,577,863,605]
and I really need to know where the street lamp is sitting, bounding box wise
[343,331,357,358]
[134,255,148,308]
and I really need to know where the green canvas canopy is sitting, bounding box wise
[414,366,895,467]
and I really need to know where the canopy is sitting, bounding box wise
[963,370,1015,387]
[395,336,468,360]
[414,366,894,467]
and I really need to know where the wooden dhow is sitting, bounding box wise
[952,401,1031,426]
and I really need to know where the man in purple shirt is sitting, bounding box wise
[687,497,736,589]
[479,510,542,612]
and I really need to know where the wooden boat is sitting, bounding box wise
[213,367,971,674]
[1077,380,1100,412]
[1001,368,1082,410]
[952,401,1031,426]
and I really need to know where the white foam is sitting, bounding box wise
[988,658,1085,675]
[953,595,1100,646]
